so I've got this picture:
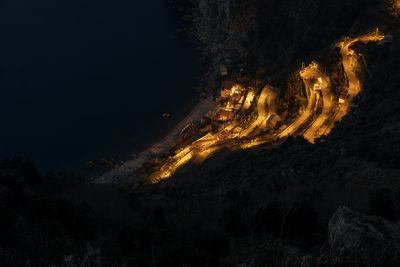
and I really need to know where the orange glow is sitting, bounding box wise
[243,91,255,110]
[391,1,400,16]
[148,32,385,182]
[279,66,318,139]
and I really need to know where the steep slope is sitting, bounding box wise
[1,0,400,266]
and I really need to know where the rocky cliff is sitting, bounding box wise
[326,206,400,266]
[238,206,400,266]
[188,0,397,79]
[2,0,400,265]
[257,206,400,267]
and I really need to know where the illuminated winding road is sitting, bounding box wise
[96,31,386,184]
[279,67,318,138]
[330,34,385,126]
[148,32,385,182]
[287,33,384,142]
[150,86,279,181]
[242,86,277,136]
[302,69,333,143]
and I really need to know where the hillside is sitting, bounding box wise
[1,0,400,266]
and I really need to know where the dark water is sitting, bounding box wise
[0,0,202,171]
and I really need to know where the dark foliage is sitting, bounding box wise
[1,0,400,266]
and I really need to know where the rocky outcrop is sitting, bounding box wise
[286,206,400,266]
[190,0,389,75]
[247,206,400,266]
[326,206,400,266]
[193,0,250,51]
[190,0,254,67]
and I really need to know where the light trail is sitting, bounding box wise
[302,69,333,143]
[150,85,277,182]
[328,34,384,126]
[241,86,277,137]
[278,68,317,138]
[147,31,385,182]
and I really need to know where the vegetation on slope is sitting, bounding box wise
[1,0,400,266]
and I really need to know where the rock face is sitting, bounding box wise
[327,206,400,266]
[194,0,244,49]
[271,206,400,266]
[191,0,253,67]
[190,0,387,74]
